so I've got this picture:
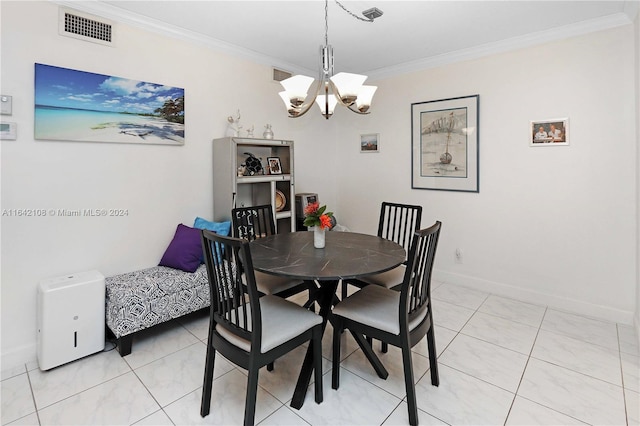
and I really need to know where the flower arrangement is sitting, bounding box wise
[303,202,334,230]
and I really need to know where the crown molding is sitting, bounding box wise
[51,1,632,82]
[367,12,633,81]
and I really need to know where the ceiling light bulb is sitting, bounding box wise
[280,75,314,107]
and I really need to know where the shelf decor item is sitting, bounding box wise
[302,202,333,249]
[411,94,479,192]
[263,124,274,139]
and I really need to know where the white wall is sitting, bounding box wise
[0,1,337,369]
[635,10,640,341]
[334,26,638,324]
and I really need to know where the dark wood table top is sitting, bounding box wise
[249,231,405,281]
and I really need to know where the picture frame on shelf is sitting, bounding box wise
[411,94,479,192]
[360,133,379,153]
[267,157,282,174]
[530,118,569,146]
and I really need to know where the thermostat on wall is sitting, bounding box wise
[0,122,17,140]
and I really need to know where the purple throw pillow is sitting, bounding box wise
[159,224,202,273]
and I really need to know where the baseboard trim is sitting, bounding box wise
[1,343,37,375]
[433,269,635,325]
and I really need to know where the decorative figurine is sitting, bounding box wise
[246,125,254,138]
[263,124,274,139]
[226,110,242,137]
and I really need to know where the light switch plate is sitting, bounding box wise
[1,95,12,115]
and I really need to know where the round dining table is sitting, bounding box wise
[250,230,405,409]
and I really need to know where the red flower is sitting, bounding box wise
[319,214,332,230]
[304,202,319,216]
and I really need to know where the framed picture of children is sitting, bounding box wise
[530,118,569,146]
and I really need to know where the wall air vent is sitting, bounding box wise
[272,68,293,82]
[59,8,115,46]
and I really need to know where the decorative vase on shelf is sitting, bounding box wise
[263,124,274,139]
[313,226,325,249]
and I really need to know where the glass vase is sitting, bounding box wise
[313,226,325,249]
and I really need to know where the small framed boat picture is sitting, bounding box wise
[411,95,479,192]
[360,133,379,153]
[530,118,569,146]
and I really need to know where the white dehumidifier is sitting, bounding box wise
[37,270,105,370]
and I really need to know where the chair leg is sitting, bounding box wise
[267,362,274,371]
[200,344,216,417]
[244,364,259,426]
[381,341,388,353]
[426,326,439,386]
[341,281,348,300]
[313,325,323,403]
[332,318,342,389]
[401,343,418,426]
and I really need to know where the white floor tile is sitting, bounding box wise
[432,300,475,332]
[383,402,448,425]
[626,389,639,425]
[621,352,640,392]
[122,321,200,370]
[412,326,457,359]
[518,358,626,425]
[28,349,131,409]
[618,324,639,356]
[414,364,514,425]
[541,309,619,351]
[133,409,174,425]
[294,368,401,425]
[178,309,210,341]
[37,372,159,425]
[164,369,282,425]
[321,322,360,361]
[5,412,39,426]
[478,295,545,328]
[431,283,489,310]
[1,373,36,424]
[505,396,587,425]
[341,344,432,399]
[135,341,231,407]
[531,329,622,386]
[461,311,538,355]
[259,405,310,425]
[439,334,528,393]
[1,364,27,381]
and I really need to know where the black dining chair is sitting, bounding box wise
[200,230,323,426]
[341,202,422,299]
[331,221,441,426]
[232,204,317,308]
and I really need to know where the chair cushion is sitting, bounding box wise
[358,265,406,289]
[215,295,321,353]
[253,271,304,295]
[332,285,427,335]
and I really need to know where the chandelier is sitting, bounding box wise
[278,0,382,119]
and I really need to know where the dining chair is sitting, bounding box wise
[341,202,422,299]
[232,204,317,308]
[200,230,323,426]
[331,221,441,426]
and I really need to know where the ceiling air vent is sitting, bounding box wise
[59,8,115,46]
[272,68,292,82]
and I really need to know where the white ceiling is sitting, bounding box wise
[63,1,637,80]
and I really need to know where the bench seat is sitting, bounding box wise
[105,264,210,356]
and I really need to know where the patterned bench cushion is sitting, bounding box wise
[106,264,210,338]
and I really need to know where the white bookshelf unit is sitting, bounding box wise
[212,137,295,233]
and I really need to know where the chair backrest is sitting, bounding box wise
[377,202,422,257]
[399,221,441,331]
[201,229,263,350]
[231,204,276,241]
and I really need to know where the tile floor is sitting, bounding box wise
[2,281,639,425]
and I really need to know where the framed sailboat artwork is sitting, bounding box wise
[411,95,479,192]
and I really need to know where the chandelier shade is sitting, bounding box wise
[278,0,381,120]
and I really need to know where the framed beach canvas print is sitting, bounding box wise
[411,95,479,192]
[530,118,569,146]
[34,63,184,145]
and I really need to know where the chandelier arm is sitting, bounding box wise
[329,81,370,115]
[286,80,323,118]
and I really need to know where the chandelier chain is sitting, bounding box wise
[334,0,374,23]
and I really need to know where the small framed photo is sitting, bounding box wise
[267,157,282,174]
[360,133,379,153]
[530,118,569,146]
